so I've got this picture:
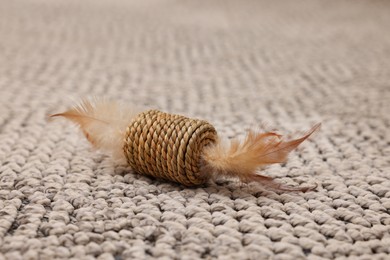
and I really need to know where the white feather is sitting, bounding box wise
[51,98,139,162]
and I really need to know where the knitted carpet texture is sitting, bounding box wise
[0,0,389,259]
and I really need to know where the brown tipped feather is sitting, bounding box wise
[50,98,139,161]
[202,123,321,192]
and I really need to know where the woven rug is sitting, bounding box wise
[1,0,389,259]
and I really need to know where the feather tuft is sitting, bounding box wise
[202,123,321,192]
[50,98,139,162]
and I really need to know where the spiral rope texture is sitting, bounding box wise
[124,110,218,186]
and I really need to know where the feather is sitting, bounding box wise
[50,98,138,162]
[201,123,321,192]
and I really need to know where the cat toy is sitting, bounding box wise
[51,99,320,192]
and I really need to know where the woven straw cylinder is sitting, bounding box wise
[123,110,218,186]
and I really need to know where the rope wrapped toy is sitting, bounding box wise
[51,98,320,192]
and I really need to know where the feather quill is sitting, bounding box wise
[50,98,138,162]
[202,123,321,191]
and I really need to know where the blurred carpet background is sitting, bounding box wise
[0,0,389,259]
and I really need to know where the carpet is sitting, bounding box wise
[0,0,389,259]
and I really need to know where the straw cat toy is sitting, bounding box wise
[51,98,320,192]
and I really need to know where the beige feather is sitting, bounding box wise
[50,98,138,162]
[202,123,321,192]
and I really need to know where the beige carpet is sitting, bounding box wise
[1,0,389,259]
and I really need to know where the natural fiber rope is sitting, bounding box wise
[123,110,218,186]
